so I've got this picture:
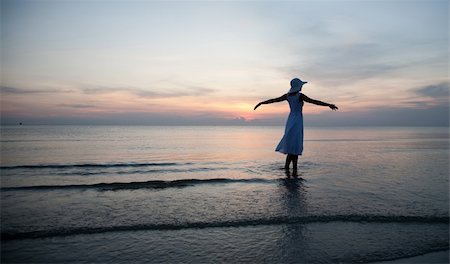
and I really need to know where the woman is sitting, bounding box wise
[254,78,338,175]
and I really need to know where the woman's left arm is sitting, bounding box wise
[301,94,338,110]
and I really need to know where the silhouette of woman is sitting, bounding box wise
[254,78,338,175]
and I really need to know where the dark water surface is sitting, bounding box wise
[1,126,448,263]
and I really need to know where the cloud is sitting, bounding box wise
[0,111,251,126]
[57,104,96,109]
[308,105,449,127]
[3,104,447,126]
[0,86,58,94]
[250,104,449,127]
[79,85,215,98]
[1,84,215,99]
[279,41,403,87]
[415,82,449,98]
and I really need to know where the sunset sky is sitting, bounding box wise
[1,0,448,125]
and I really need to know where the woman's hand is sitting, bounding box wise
[329,104,338,111]
[254,103,262,110]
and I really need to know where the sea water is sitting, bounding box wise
[1,126,448,263]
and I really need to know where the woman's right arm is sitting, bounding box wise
[254,94,287,110]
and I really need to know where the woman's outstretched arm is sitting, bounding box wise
[301,94,338,110]
[254,94,287,110]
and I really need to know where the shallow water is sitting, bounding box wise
[1,125,449,263]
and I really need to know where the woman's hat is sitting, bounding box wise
[288,78,307,93]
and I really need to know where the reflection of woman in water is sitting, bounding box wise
[254,78,338,175]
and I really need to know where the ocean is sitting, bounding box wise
[1,125,448,263]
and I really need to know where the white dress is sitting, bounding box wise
[275,93,304,155]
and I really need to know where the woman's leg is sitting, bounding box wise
[285,154,292,170]
[292,155,299,175]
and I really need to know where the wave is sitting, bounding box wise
[2,214,448,240]
[52,166,230,176]
[1,178,277,191]
[0,162,186,170]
